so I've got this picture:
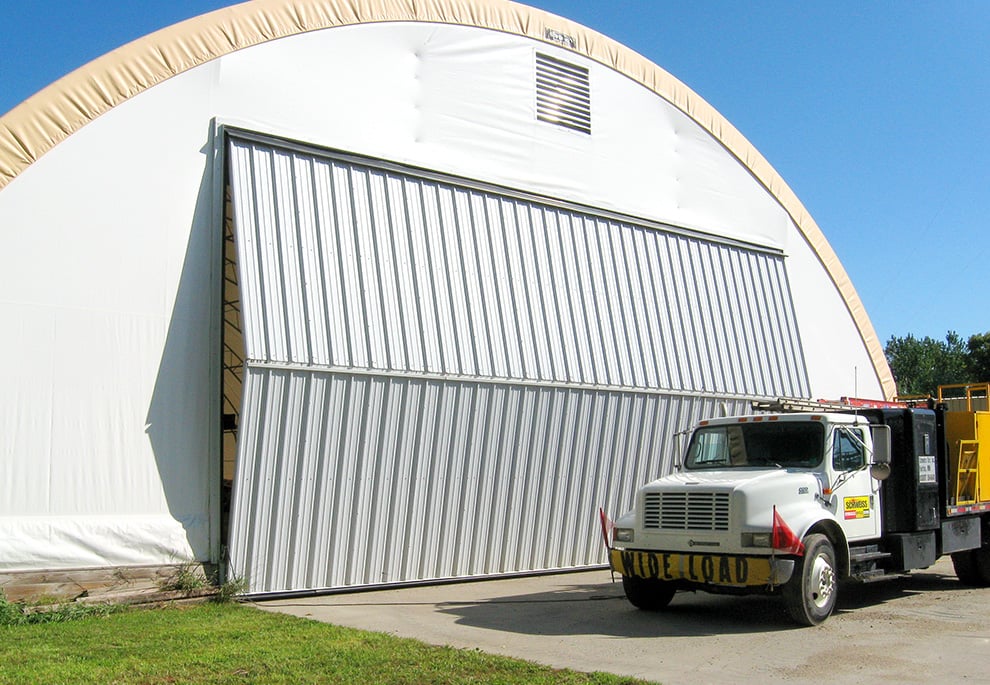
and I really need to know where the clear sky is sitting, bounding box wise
[2,1,987,345]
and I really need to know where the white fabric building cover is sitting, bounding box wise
[0,0,894,593]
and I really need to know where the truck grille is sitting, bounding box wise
[643,492,730,531]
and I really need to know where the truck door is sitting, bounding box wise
[830,426,882,541]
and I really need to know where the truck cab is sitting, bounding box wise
[608,397,990,625]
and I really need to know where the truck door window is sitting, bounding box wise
[832,428,865,471]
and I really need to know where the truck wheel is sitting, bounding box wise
[782,534,837,626]
[952,548,990,586]
[621,575,675,611]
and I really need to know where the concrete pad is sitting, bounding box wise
[255,557,990,684]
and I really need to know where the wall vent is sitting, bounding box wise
[536,53,591,134]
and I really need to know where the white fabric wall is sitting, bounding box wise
[215,23,793,251]
[0,21,879,571]
[786,228,882,398]
[0,62,221,569]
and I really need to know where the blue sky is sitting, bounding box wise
[2,1,987,344]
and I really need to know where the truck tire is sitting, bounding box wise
[782,534,837,626]
[951,548,990,586]
[621,575,675,611]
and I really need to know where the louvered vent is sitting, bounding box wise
[536,53,591,134]
[643,492,731,532]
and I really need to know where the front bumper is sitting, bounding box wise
[610,548,795,587]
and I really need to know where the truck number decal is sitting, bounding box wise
[844,496,871,519]
[918,455,936,484]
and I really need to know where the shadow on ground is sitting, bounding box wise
[433,564,971,638]
[431,578,794,638]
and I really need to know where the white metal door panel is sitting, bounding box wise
[227,368,750,593]
[227,134,809,397]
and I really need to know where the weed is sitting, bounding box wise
[213,575,247,603]
[0,593,22,626]
[159,562,247,602]
[159,563,208,593]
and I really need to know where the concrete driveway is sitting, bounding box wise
[255,557,990,684]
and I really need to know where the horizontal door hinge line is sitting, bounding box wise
[243,359,783,403]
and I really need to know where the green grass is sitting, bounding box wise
[0,603,653,684]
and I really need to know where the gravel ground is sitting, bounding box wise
[257,555,990,684]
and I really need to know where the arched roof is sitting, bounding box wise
[0,0,894,398]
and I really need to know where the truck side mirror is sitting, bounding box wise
[869,425,892,480]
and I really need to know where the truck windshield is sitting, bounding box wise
[685,422,824,469]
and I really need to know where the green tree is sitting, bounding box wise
[884,331,968,396]
[966,331,990,382]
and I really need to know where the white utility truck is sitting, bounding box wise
[607,385,990,625]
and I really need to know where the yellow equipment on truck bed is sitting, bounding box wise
[942,383,990,511]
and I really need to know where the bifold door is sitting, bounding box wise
[224,132,809,594]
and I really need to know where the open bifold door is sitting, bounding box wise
[223,130,809,594]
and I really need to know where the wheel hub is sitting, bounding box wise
[810,554,835,608]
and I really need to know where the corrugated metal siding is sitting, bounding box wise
[228,136,809,398]
[227,368,749,593]
[225,132,810,594]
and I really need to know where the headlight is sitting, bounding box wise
[614,528,634,543]
[741,532,772,548]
